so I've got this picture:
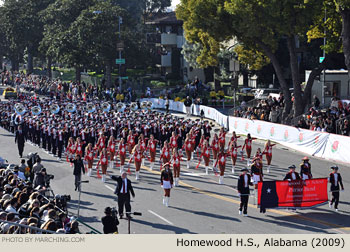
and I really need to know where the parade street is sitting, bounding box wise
[1,112,349,234]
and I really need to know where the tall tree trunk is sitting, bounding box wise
[106,61,112,89]
[75,66,81,83]
[214,66,221,91]
[302,58,329,109]
[47,57,52,80]
[27,49,34,74]
[341,9,350,81]
[11,58,17,71]
[287,36,304,117]
[203,66,214,83]
[259,43,292,122]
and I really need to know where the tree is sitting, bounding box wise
[177,0,325,119]
[40,0,96,82]
[334,0,350,77]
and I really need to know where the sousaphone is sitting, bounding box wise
[31,106,42,116]
[50,104,60,114]
[66,103,76,113]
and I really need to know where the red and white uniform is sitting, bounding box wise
[134,149,142,162]
[170,136,178,149]
[75,143,83,156]
[100,154,108,165]
[108,141,116,154]
[86,148,94,161]
[172,155,181,168]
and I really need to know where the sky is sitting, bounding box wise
[171,0,181,8]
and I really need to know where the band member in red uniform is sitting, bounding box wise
[218,127,226,150]
[211,133,219,164]
[75,137,83,158]
[132,143,142,180]
[250,157,263,204]
[216,147,229,184]
[242,134,256,166]
[229,141,241,174]
[328,166,344,212]
[171,148,182,186]
[184,134,193,169]
[263,140,276,173]
[138,134,147,166]
[228,131,240,147]
[147,134,158,170]
[160,141,171,167]
[300,156,312,180]
[127,130,136,154]
[201,140,211,175]
[118,139,126,173]
[97,132,106,155]
[85,143,94,176]
[160,163,174,207]
[237,168,253,216]
[99,148,108,182]
[190,129,196,159]
[107,136,117,169]
[283,165,300,181]
[170,131,178,151]
[66,137,75,163]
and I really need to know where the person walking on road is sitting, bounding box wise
[329,166,344,212]
[70,155,85,191]
[237,168,253,216]
[15,125,26,158]
[112,172,135,219]
[160,163,174,207]
[184,96,192,117]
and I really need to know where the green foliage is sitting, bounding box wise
[234,45,270,71]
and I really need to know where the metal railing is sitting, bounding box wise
[0,219,56,234]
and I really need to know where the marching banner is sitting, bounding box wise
[228,117,329,158]
[258,178,328,211]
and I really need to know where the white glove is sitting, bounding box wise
[238,193,241,197]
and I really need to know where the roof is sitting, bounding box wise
[146,11,183,25]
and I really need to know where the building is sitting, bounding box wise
[306,69,350,106]
[146,12,205,83]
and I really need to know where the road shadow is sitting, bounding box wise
[132,186,156,192]
[131,219,197,234]
[248,215,332,234]
[170,206,241,222]
[82,191,116,200]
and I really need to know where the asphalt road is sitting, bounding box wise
[1,90,350,234]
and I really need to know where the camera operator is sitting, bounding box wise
[33,168,48,188]
[101,207,119,234]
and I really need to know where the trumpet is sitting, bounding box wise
[102,102,111,113]
[116,102,126,112]
[15,103,26,115]
[50,104,60,114]
[146,101,153,110]
[140,101,148,109]
[86,103,96,113]
[31,106,42,116]
[130,102,138,111]
[66,103,76,113]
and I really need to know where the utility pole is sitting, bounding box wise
[118,17,122,92]
[322,7,327,106]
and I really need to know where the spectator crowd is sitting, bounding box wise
[0,157,79,234]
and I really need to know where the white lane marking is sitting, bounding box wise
[226,175,239,179]
[105,185,114,191]
[148,210,174,225]
[182,172,202,177]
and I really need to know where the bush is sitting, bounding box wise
[174,97,181,102]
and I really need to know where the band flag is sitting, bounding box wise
[258,178,328,211]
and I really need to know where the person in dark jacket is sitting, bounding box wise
[112,172,135,219]
[283,165,301,181]
[329,166,344,212]
[237,168,253,216]
[15,125,26,158]
[184,96,192,117]
[33,168,47,188]
[70,155,85,191]
[101,207,119,234]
